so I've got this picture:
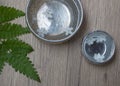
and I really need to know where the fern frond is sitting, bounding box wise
[0,23,30,39]
[0,39,40,81]
[7,56,40,82]
[0,5,41,82]
[0,39,33,56]
[0,6,25,24]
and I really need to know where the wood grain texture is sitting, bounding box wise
[0,0,120,86]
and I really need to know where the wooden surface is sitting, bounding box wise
[0,0,120,86]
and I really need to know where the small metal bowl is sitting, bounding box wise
[82,31,115,64]
[26,0,83,43]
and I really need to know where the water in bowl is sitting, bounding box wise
[36,1,73,37]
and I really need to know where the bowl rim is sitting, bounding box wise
[26,0,83,43]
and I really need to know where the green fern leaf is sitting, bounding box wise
[0,6,25,24]
[7,56,40,82]
[0,39,40,82]
[0,39,33,57]
[0,23,30,39]
[0,60,5,74]
[0,6,41,82]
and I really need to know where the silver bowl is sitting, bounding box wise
[26,0,83,43]
[82,31,115,64]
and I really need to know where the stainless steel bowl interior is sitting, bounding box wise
[82,31,115,64]
[26,0,83,43]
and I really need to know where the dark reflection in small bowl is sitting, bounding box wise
[26,0,83,43]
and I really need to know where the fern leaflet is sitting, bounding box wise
[0,6,25,24]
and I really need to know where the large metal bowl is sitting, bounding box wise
[26,0,83,43]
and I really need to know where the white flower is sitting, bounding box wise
[7,49,12,54]
[96,36,106,43]
[37,3,52,32]
[0,39,7,45]
[64,27,73,36]
[86,38,96,45]
[43,9,53,20]
[94,53,105,62]
[86,36,106,45]
[37,28,48,38]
